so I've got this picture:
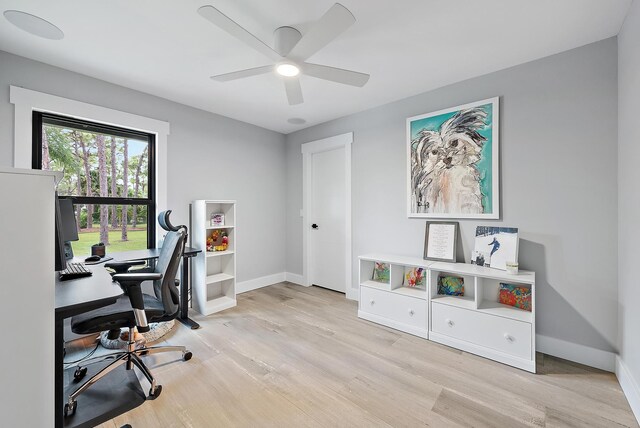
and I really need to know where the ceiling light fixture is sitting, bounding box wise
[276,63,300,77]
[3,10,64,40]
[287,118,306,125]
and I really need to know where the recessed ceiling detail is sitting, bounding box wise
[3,10,63,40]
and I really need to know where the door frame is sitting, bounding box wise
[301,132,354,300]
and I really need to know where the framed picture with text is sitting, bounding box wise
[424,221,458,262]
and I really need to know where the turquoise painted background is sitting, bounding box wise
[410,103,493,213]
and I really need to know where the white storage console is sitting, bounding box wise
[358,254,430,338]
[358,254,536,372]
[192,200,237,316]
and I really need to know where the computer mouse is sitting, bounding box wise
[85,255,101,262]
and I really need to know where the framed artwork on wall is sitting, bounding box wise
[407,97,499,219]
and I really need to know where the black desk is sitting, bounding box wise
[55,264,127,428]
[54,246,201,427]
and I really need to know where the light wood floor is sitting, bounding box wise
[87,283,637,427]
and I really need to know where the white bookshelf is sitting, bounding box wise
[192,200,237,316]
[358,254,536,372]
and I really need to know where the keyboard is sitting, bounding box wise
[59,262,93,281]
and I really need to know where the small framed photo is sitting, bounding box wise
[424,221,458,262]
[210,213,225,227]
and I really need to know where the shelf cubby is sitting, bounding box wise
[402,265,427,291]
[476,277,533,322]
[360,259,392,290]
[429,269,476,307]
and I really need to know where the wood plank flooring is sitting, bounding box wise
[84,283,638,427]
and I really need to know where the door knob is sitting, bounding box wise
[312,223,319,229]
[446,319,454,327]
[504,334,515,343]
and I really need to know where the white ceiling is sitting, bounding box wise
[0,0,632,134]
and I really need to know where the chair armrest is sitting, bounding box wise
[112,272,163,332]
[105,260,147,274]
[112,272,163,283]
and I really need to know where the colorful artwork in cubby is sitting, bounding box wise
[437,275,465,296]
[498,283,531,311]
[405,267,425,288]
[372,262,390,283]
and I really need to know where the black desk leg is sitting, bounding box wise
[178,255,200,329]
[55,317,63,428]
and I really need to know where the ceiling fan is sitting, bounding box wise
[197,3,370,105]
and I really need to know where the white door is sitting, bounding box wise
[310,146,346,292]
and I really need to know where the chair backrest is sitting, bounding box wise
[152,226,187,316]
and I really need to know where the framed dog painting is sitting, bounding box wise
[407,97,499,219]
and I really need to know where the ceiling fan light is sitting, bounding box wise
[276,63,300,77]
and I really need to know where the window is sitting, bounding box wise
[33,112,156,253]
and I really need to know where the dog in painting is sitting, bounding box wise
[411,107,488,214]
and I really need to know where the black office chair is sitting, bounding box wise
[64,210,193,417]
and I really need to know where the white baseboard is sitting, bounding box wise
[536,334,615,372]
[237,272,286,294]
[616,356,640,424]
[284,273,358,301]
[284,272,305,286]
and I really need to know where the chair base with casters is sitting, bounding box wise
[64,326,192,416]
[64,210,193,418]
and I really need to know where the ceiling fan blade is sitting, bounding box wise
[302,63,369,87]
[211,65,273,82]
[198,5,282,62]
[284,78,304,105]
[287,3,355,61]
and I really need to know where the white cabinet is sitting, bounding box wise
[358,254,536,373]
[358,254,430,338]
[191,200,237,315]
[360,286,427,334]
[0,168,60,427]
[431,302,533,362]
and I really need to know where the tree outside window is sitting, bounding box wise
[34,112,155,254]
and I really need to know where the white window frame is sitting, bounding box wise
[10,85,170,245]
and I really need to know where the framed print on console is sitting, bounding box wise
[407,97,499,219]
[424,221,458,263]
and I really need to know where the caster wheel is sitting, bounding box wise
[183,351,193,361]
[73,366,87,382]
[148,384,162,399]
[64,401,77,417]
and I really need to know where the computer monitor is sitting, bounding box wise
[54,195,79,270]
[54,194,67,271]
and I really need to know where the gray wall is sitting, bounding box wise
[285,38,619,354]
[0,50,286,283]
[618,0,640,408]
